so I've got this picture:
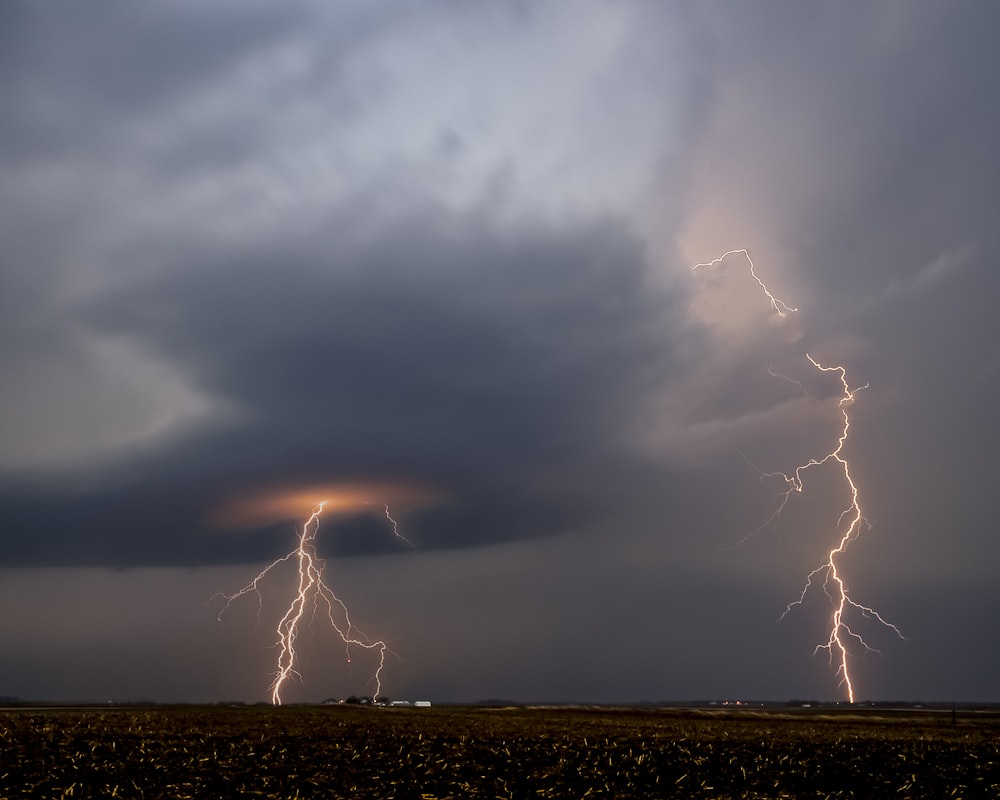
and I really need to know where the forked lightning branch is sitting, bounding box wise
[214,502,407,705]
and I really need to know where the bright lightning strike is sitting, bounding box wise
[693,249,903,702]
[215,502,404,705]
[692,248,798,318]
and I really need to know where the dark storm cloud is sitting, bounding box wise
[0,208,683,566]
[3,0,1000,705]
[0,0,706,569]
[0,2,312,167]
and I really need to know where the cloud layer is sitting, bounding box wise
[2,0,999,703]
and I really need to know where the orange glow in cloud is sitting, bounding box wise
[211,480,442,704]
[208,480,443,530]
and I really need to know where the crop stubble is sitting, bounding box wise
[1,705,998,798]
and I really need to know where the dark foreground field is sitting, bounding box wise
[1,705,998,799]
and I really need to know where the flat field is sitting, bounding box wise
[1,704,998,799]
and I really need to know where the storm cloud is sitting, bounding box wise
[2,1,999,704]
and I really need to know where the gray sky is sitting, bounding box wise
[2,1,998,705]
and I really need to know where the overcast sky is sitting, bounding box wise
[3,1,999,705]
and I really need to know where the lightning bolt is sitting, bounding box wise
[692,248,798,317]
[214,502,402,705]
[693,249,903,702]
[384,503,413,548]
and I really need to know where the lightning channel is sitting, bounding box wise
[214,502,397,705]
[384,504,413,548]
[693,248,903,702]
[692,248,798,317]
